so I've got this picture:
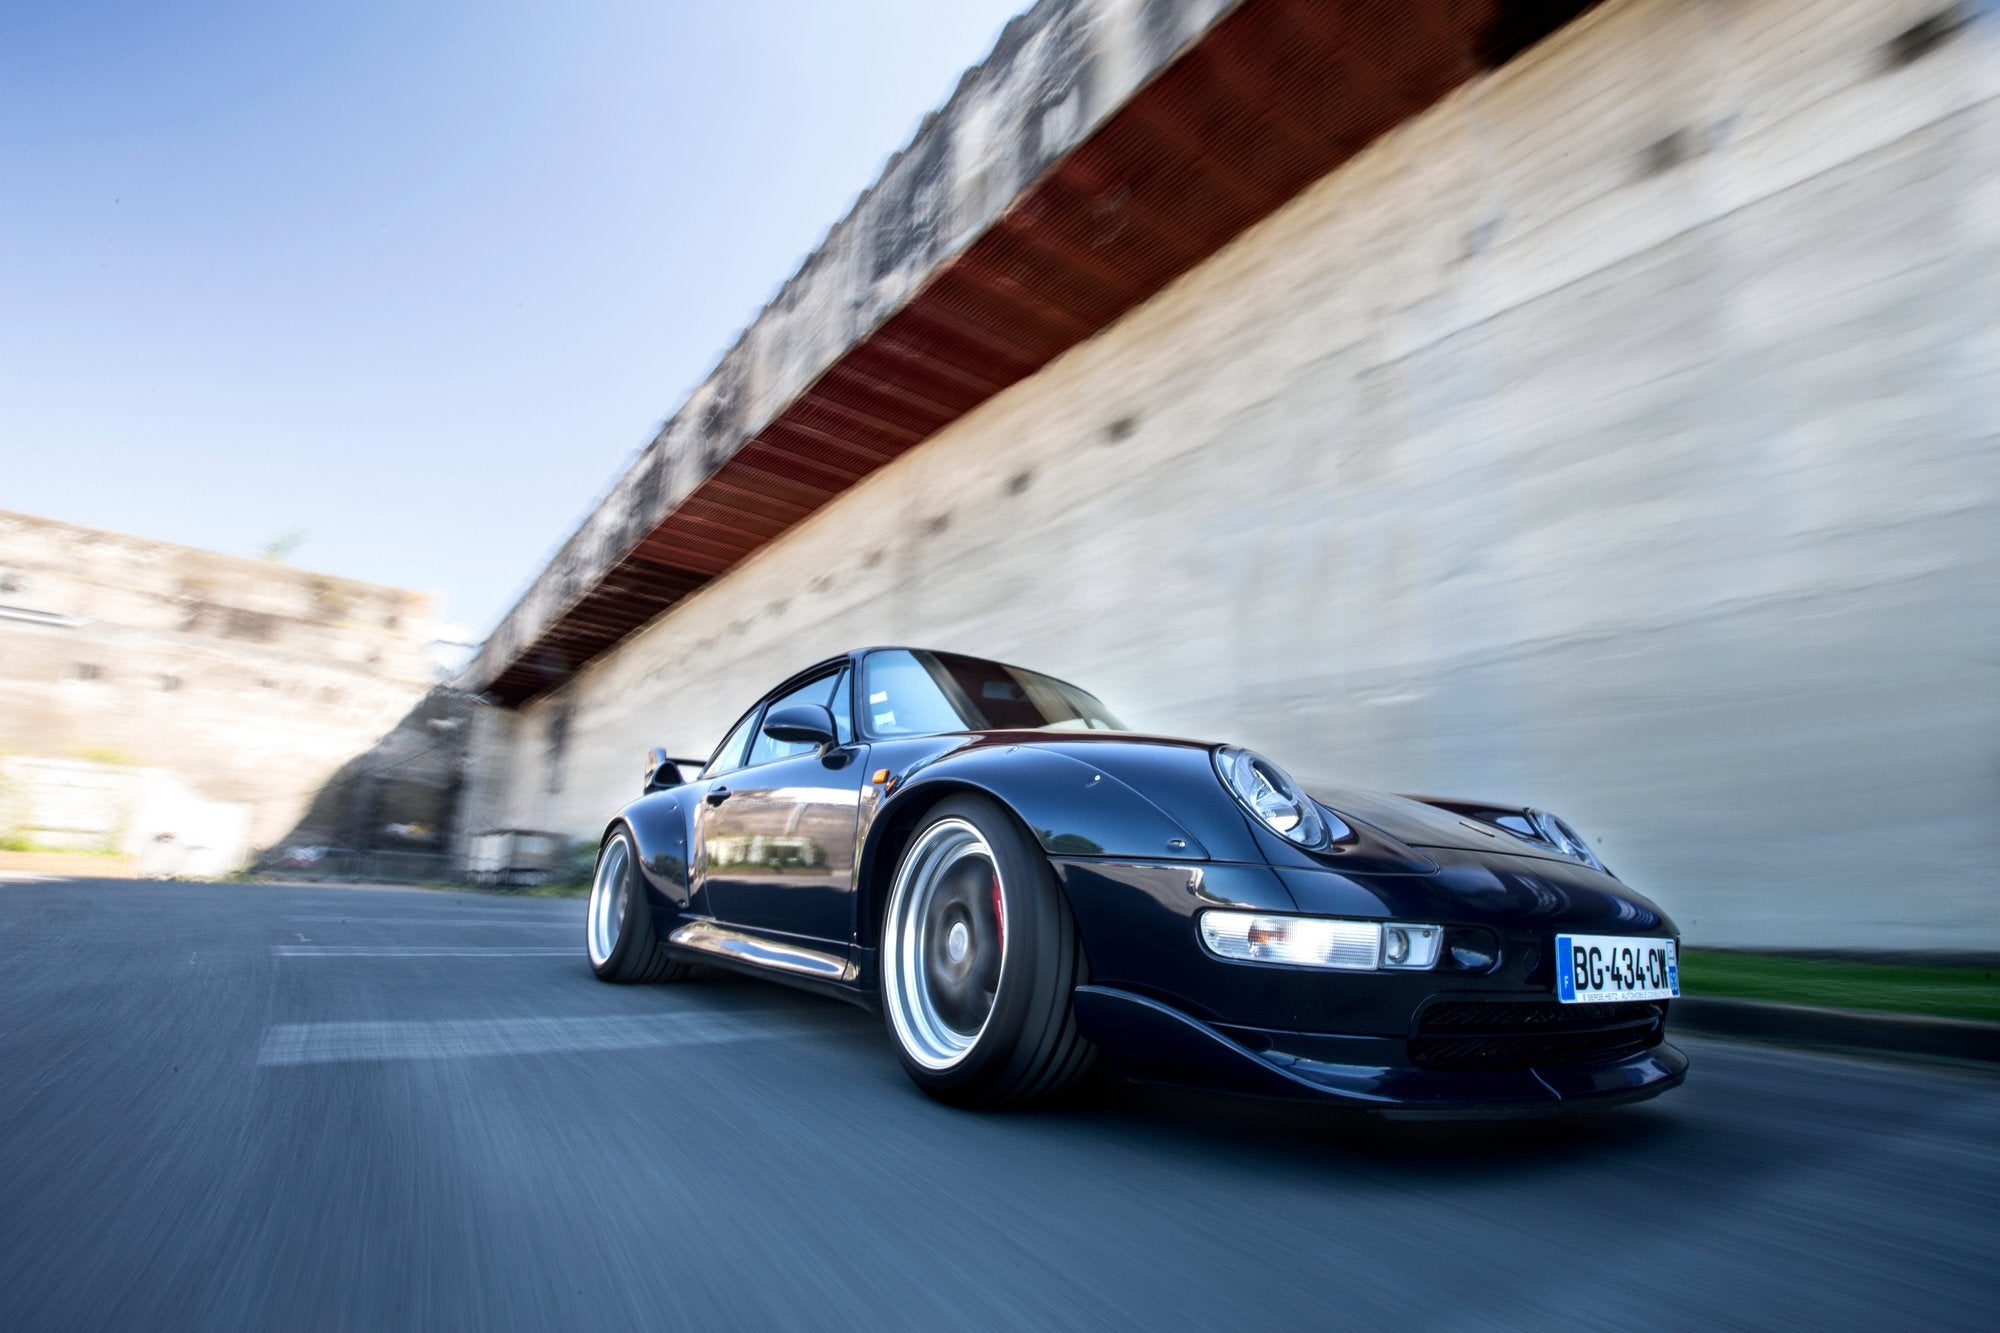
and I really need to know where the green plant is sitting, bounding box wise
[545,836,601,893]
[1682,950,2000,1024]
[0,832,123,856]
[521,882,591,899]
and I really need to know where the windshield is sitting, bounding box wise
[859,650,1126,737]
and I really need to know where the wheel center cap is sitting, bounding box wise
[946,920,970,963]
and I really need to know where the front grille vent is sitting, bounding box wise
[1411,998,1665,1070]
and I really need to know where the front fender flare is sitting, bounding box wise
[879,745,1209,865]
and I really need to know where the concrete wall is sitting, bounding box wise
[0,755,252,877]
[0,511,440,855]
[471,0,1999,951]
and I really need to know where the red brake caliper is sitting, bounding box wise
[991,873,1005,953]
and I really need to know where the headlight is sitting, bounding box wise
[1199,911,1443,971]
[1529,809,1606,871]
[1213,746,1346,848]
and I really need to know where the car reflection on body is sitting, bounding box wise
[585,647,1685,1115]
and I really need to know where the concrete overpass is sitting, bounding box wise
[465,0,1596,705]
[461,0,1999,951]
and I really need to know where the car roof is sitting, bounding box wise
[758,646,1094,705]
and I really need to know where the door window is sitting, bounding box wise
[744,673,841,768]
[703,707,762,778]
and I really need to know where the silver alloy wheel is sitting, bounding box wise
[884,817,1009,1071]
[588,835,629,967]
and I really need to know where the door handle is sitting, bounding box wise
[705,786,732,806]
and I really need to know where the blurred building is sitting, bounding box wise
[456,0,1998,950]
[0,509,439,864]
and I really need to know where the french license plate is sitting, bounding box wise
[1555,934,1679,1004]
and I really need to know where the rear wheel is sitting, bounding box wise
[880,795,1095,1106]
[586,829,691,983]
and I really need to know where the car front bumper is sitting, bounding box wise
[1071,984,1688,1119]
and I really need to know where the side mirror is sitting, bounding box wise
[762,702,836,748]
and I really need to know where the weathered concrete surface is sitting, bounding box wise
[468,0,2000,951]
[0,510,440,854]
[269,685,479,871]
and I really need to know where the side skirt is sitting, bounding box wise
[664,919,876,1010]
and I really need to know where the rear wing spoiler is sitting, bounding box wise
[645,749,710,792]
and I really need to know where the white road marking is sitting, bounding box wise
[257,1014,833,1066]
[286,914,579,926]
[273,946,574,957]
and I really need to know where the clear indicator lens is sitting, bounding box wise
[1202,913,1378,968]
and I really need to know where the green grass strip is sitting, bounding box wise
[1681,950,2000,1024]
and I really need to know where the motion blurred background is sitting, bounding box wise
[2,0,1995,961]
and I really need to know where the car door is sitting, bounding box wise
[686,702,764,918]
[698,668,866,946]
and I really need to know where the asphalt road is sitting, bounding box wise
[2,879,1995,1331]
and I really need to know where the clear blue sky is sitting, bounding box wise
[0,0,1026,638]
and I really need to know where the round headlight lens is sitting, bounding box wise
[1529,809,1604,870]
[1213,747,1342,849]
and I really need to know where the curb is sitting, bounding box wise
[1673,996,2000,1066]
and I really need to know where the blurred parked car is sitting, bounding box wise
[278,844,330,870]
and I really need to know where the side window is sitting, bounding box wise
[744,674,838,768]
[703,707,762,779]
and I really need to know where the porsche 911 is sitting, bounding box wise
[584,647,1685,1116]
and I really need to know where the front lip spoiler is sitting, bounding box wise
[1071,984,1688,1119]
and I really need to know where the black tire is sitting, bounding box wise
[587,828,692,984]
[880,795,1096,1106]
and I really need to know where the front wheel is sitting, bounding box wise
[586,829,691,983]
[880,796,1095,1106]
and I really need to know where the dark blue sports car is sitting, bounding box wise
[586,647,1686,1116]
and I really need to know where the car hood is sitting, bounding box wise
[943,729,1593,871]
[1300,785,1588,867]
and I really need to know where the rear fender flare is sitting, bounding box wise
[615,790,697,914]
